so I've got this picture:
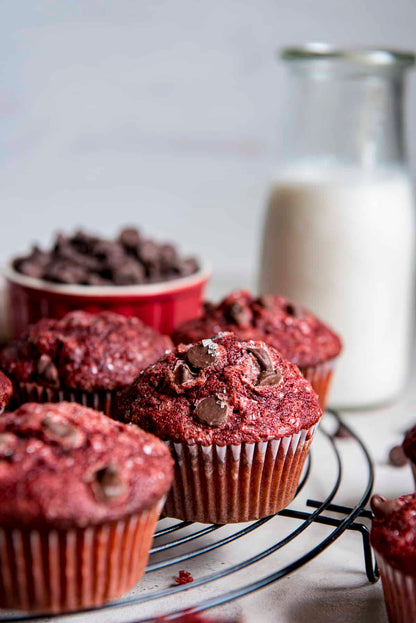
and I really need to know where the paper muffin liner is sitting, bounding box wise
[0,500,163,614]
[374,551,416,623]
[300,359,336,410]
[12,382,116,417]
[163,424,317,524]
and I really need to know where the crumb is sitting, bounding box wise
[175,570,194,585]
[388,445,408,467]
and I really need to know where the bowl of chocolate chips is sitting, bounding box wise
[5,227,210,337]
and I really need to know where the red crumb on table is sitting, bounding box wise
[175,570,194,585]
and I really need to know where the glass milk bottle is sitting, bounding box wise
[259,46,416,409]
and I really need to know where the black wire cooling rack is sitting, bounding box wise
[0,409,379,623]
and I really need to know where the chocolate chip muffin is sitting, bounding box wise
[0,310,172,416]
[0,401,173,613]
[172,290,342,409]
[0,371,12,413]
[370,493,416,623]
[116,333,322,523]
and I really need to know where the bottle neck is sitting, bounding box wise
[279,62,409,172]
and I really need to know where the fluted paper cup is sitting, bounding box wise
[163,425,317,524]
[300,360,336,410]
[374,552,416,623]
[12,382,116,417]
[0,501,163,614]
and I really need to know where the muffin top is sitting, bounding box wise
[115,333,322,445]
[0,311,172,392]
[172,290,342,368]
[0,371,12,411]
[370,493,416,575]
[0,402,173,528]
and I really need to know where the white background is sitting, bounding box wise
[1,0,416,291]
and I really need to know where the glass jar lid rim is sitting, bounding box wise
[281,44,415,67]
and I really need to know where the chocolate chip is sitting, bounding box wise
[112,258,145,285]
[178,258,199,277]
[257,295,274,310]
[194,396,229,427]
[388,445,408,467]
[258,369,283,387]
[0,433,17,459]
[37,355,60,387]
[186,343,217,370]
[118,227,141,251]
[93,464,126,503]
[285,303,303,318]
[140,240,160,264]
[226,302,251,327]
[174,363,195,385]
[248,347,273,371]
[42,416,83,447]
[43,262,88,285]
[370,494,402,520]
[13,229,199,286]
[15,260,44,279]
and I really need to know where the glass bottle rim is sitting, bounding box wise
[280,44,415,68]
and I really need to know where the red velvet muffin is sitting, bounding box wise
[0,310,172,416]
[115,333,322,523]
[172,290,342,409]
[0,371,12,413]
[370,493,416,623]
[0,401,173,613]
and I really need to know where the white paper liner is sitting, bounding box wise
[164,424,317,523]
[0,503,161,613]
[375,552,416,623]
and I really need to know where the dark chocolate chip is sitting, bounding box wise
[42,416,83,447]
[93,464,126,503]
[37,355,60,387]
[186,343,217,370]
[370,494,402,520]
[248,347,273,371]
[43,262,88,285]
[112,258,145,285]
[140,240,160,264]
[257,295,274,310]
[15,260,45,279]
[174,363,195,385]
[178,257,199,277]
[0,433,17,459]
[258,369,283,387]
[118,227,141,251]
[388,445,408,467]
[226,302,251,327]
[285,303,303,318]
[194,396,229,427]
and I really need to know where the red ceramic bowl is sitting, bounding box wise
[4,263,211,338]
